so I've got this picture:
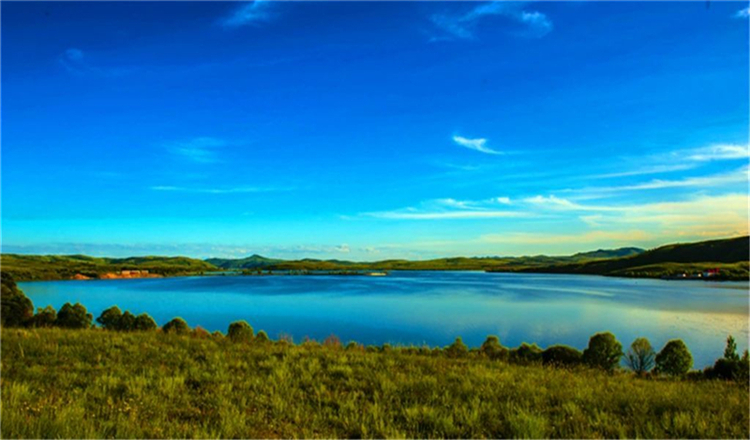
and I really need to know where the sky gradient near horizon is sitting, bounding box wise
[2,1,749,260]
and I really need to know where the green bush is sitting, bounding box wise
[118,311,137,331]
[445,337,469,358]
[704,336,749,382]
[162,317,190,335]
[30,305,57,328]
[227,320,254,342]
[256,330,270,343]
[542,345,582,367]
[655,340,693,377]
[582,332,623,371]
[55,303,93,329]
[480,335,509,360]
[96,306,123,330]
[1,275,33,327]
[133,313,158,331]
[510,343,543,364]
[625,337,656,375]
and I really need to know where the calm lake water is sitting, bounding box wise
[19,271,749,368]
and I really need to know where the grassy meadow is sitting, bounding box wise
[2,328,748,439]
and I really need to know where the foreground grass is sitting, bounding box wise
[2,329,748,439]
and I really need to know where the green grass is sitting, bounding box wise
[2,328,748,439]
[0,254,218,281]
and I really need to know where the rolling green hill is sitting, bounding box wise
[206,247,645,272]
[0,254,218,281]
[521,236,749,280]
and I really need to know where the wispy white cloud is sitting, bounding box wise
[734,6,750,18]
[221,1,276,28]
[166,137,225,164]
[151,185,290,194]
[683,143,749,161]
[481,230,653,246]
[367,210,527,220]
[430,1,552,41]
[591,143,748,180]
[592,164,697,179]
[452,135,502,155]
[590,166,748,193]
[362,196,521,220]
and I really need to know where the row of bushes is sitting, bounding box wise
[2,275,748,382]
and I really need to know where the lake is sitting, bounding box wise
[19,271,749,368]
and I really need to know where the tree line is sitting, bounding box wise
[2,274,748,382]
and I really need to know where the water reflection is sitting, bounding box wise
[19,271,749,368]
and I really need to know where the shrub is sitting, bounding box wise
[655,339,693,377]
[256,330,270,343]
[542,345,582,367]
[582,332,623,371]
[1,275,33,327]
[480,335,509,360]
[118,311,136,331]
[705,336,749,382]
[227,320,254,342]
[193,326,211,339]
[55,303,93,329]
[445,337,469,358]
[510,343,543,364]
[133,313,157,331]
[162,317,190,335]
[323,334,341,348]
[96,306,123,330]
[30,306,57,328]
[211,330,224,340]
[724,335,740,361]
[625,337,656,375]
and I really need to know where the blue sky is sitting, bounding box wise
[2,1,748,259]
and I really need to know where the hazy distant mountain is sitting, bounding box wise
[571,247,644,260]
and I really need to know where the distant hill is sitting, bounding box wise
[523,236,749,279]
[206,254,283,269]
[572,247,644,260]
[206,247,646,272]
[0,254,218,281]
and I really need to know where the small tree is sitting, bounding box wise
[1,276,33,327]
[724,335,740,361]
[542,345,583,367]
[118,311,136,331]
[162,317,190,334]
[655,339,693,377]
[480,335,509,360]
[227,320,254,342]
[27,305,57,328]
[445,337,469,358]
[133,313,157,331]
[510,343,543,364]
[55,303,93,329]
[96,306,123,330]
[625,337,656,375]
[256,330,270,344]
[582,332,623,371]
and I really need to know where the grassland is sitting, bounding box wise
[1,328,748,439]
[0,254,217,281]
[521,236,750,280]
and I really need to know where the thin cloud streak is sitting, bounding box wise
[151,185,291,194]
[452,135,502,155]
[166,137,225,164]
[221,1,275,28]
[430,1,552,41]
